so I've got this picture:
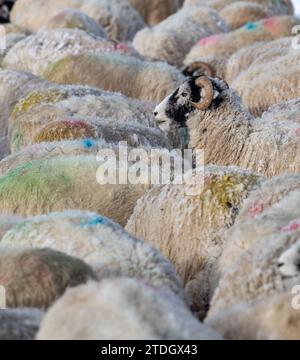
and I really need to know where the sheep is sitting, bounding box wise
[0,154,182,225]
[42,9,108,38]
[126,165,264,318]
[0,214,23,239]
[10,0,146,41]
[260,98,300,124]
[0,210,187,301]
[218,2,270,30]
[184,0,294,17]
[0,139,115,176]
[128,0,183,26]
[0,70,49,159]
[225,37,293,83]
[154,76,300,176]
[0,308,44,340]
[231,48,300,116]
[207,229,300,318]
[8,84,174,153]
[42,52,186,103]
[36,278,221,340]
[218,175,300,277]
[0,33,27,66]
[0,246,97,308]
[207,292,300,340]
[2,29,140,77]
[184,16,300,79]
[132,6,229,68]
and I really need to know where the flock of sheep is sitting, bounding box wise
[0,0,300,340]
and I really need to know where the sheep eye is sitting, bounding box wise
[181,92,188,97]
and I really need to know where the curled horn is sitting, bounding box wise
[190,77,214,111]
[183,61,216,77]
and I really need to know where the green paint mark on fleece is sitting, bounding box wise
[0,160,72,213]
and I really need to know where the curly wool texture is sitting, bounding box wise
[43,52,186,103]
[184,0,294,16]
[208,229,300,318]
[0,139,115,176]
[225,37,293,83]
[8,85,171,153]
[0,155,156,226]
[0,214,23,240]
[126,165,264,318]
[37,278,221,340]
[42,9,108,38]
[184,16,300,79]
[231,47,300,116]
[207,292,300,340]
[133,6,228,67]
[219,2,269,30]
[0,246,97,308]
[183,79,300,176]
[0,308,44,340]
[261,98,300,124]
[33,119,98,144]
[218,175,300,276]
[0,70,49,159]
[2,29,140,76]
[10,0,146,41]
[128,0,183,26]
[1,210,186,301]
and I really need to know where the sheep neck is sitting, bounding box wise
[186,90,252,166]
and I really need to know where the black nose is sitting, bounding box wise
[154,111,158,117]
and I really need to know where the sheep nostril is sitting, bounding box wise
[154,111,158,117]
[278,262,284,268]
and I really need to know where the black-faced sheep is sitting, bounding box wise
[154,76,300,176]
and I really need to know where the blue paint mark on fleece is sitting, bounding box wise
[79,216,107,227]
[83,138,95,149]
[245,22,258,30]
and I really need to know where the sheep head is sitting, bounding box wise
[154,76,229,132]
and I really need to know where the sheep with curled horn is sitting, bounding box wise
[154,75,300,177]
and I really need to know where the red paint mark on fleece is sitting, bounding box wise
[280,219,300,233]
[249,203,263,218]
[199,34,221,47]
[263,18,278,34]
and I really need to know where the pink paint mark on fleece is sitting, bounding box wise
[296,128,300,137]
[280,219,300,233]
[114,42,131,53]
[199,34,221,47]
[249,203,263,218]
[263,18,278,34]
